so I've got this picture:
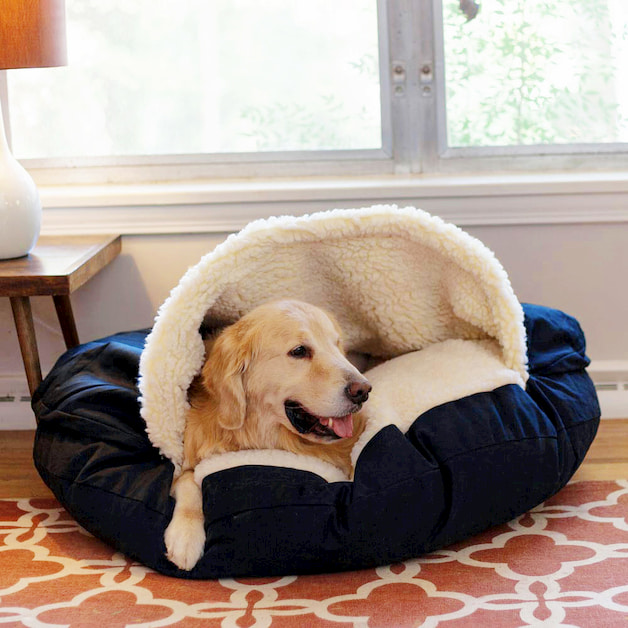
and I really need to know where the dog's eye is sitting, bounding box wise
[289,345,311,359]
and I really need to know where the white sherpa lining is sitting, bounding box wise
[138,206,528,477]
[195,450,348,485]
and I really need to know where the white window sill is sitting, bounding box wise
[39,171,628,236]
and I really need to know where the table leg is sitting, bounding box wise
[53,295,80,349]
[10,296,43,398]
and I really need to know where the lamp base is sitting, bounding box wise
[0,109,42,261]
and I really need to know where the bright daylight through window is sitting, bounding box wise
[8,0,381,159]
[443,0,628,148]
[5,0,628,173]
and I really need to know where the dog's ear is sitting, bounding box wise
[201,323,252,430]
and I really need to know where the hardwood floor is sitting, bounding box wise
[0,420,626,499]
[0,431,53,499]
[571,419,628,481]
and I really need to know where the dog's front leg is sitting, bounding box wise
[164,469,206,571]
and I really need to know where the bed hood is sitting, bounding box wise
[138,205,528,474]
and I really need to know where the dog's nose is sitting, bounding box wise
[345,380,372,404]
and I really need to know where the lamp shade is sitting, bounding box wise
[0,0,67,70]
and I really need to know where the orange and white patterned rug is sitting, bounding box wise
[1,480,627,627]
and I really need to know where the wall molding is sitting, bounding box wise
[588,361,628,420]
[39,172,628,236]
[0,375,35,430]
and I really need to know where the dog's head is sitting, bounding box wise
[200,300,371,445]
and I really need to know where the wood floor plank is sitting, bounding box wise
[580,419,628,462]
[0,431,53,499]
[572,462,628,481]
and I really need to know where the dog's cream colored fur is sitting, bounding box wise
[164,300,370,571]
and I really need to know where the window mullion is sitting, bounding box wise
[384,0,440,174]
[429,0,448,171]
[377,0,393,158]
[384,0,421,173]
[414,0,440,173]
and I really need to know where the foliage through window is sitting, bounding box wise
[8,0,381,159]
[443,0,628,147]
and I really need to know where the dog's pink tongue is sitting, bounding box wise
[330,414,353,438]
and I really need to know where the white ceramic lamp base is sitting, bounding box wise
[0,109,42,260]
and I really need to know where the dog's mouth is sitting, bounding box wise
[284,401,357,440]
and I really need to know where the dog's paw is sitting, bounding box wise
[164,513,206,571]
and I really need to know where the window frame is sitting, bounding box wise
[429,0,628,173]
[2,0,628,189]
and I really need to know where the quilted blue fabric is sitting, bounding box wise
[32,304,600,579]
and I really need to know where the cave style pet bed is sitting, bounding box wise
[33,206,600,579]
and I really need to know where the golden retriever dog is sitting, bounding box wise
[164,299,372,570]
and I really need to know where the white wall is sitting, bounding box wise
[465,223,628,361]
[1,223,627,389]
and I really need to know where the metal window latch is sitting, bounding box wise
[420,63,433,97]
[392,61,406,96]
[392,61,433,97]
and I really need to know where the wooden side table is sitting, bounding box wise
[0,234,122,397]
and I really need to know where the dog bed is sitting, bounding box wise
[33,206,600,578]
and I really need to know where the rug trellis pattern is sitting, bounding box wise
[0,480,627,627]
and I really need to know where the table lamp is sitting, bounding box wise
[0,0,67,260]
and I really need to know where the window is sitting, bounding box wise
[3,0,628,185]
[442,0,628,148]
[8,0,382,158]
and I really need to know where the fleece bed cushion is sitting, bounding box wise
[32,207,600,579]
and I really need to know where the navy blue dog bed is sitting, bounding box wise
[32,208,600,578]
[33,303,599,579]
